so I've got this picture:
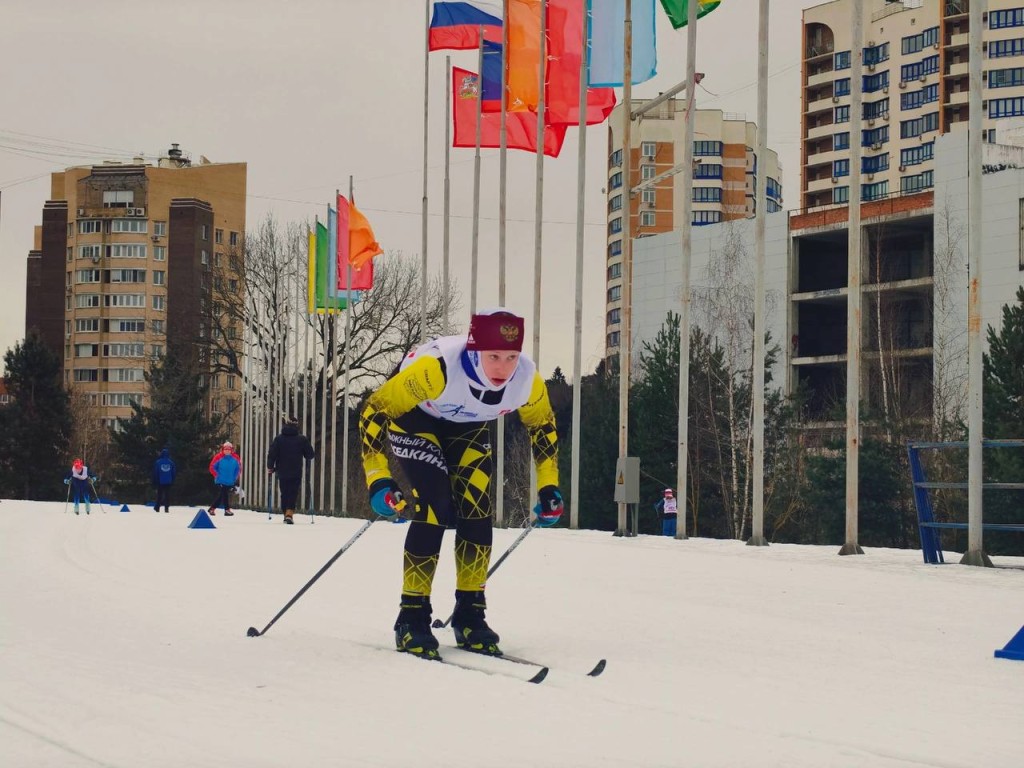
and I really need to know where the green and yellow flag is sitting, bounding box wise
[659,0,722,30]
[311,220,348,314]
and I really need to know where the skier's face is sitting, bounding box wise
[480,350,520,386]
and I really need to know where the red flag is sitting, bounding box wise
[546,0,616,126]
[452,66,567,158]
[336,194,373,290]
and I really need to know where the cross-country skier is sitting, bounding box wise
[152,448,176,513]
[208,442,241,517]
[267,418,315,524]
[64,458,98,515]
[358,308,564,660]
[654,488,678,537]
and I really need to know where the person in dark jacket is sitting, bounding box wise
[151,448,176,514]
[267,418,316,524]
[64,458,98,516]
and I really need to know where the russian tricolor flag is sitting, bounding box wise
[429,1,503,51]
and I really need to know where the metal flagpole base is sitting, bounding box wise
[959,549,993,567]
[838,542,864,555]
[745,535,769,547]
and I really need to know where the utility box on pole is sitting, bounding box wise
[614,457,640,536]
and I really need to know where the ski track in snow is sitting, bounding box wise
[1,501,1023,768]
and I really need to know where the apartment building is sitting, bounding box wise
[23,145,247,434]
[604,98,782,356]
[802,0,1024,209]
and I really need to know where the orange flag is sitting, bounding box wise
[348,202,383,271]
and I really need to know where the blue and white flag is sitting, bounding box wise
[587,0,657,87]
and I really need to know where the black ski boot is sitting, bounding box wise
[394,595,441,661]
[451,590,501,656]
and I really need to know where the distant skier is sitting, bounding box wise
[151,448,176,514]
[654,488,678,537]
[267,418,315,525]
[208,442,241,517]
[358,308,563,660]
[64,458,98,516]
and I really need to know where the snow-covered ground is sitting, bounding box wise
[1,500,1022,768]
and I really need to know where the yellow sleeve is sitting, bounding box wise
[517,372,560,490]
[358,355,446,488]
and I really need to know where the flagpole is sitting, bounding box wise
[243,315,252,506]
[318,218,328,514]
[275,267,285,514]
[341,179,355,517]
[747,0,770,548]
[420,0,430,343]
[616,0,633,537]
[570,0,588,531]
[533,0,547,369]
[329,304,338,515]
[302,231,311,516]
[471,27,485,315]
[495,0,510,529]
[675,0,698,540]
[444,55,452,331]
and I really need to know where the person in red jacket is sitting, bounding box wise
[209,441,243,478]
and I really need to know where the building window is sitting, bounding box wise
[108,319,146,333]
[74,369,99,382]
[901,27,939,55]
[900,170,934,194]
[107,269,147,284]
[229,231,239,246]
[107,244,147,259]
[103,343,146,358]
[641,164,656,180]
[862,125,890,146]
[153,270,166,286]
[693,140,722,157]
[153,295,166,311]
[863,41,889,65]
[609,194,623,212]
[990,96,1024,118]
[228,278,239,293]
[151,344,164,358]
[835,51,850,70]
[215,228,224,244]
[900,56,939,83]
[608,285,622,302]
[607,331,621,348]
[102,190,133,208]
[861,180,889,201]
[201,250,209,265]
[75,318,100,333]
[608,239,622,258]
[76,269,101,283]
[991,8,1024,28]
[200,224,209,241]
[608,262,622,279]
[641,141,656,157]
[862,98,888,120]
[834,132,850,151]
[834,78,850,97]
[863,71,889,92]
[900,143,935,167]
[900,84,939,110]
[609,217,622,235]
[862,153,889,174]
[76,294,100,308]
[692,211,722,225]
[641,188,655,204]
[693,187,722,202]
[835,105,850,123]
[989,38,1024,58]
[66,296,72,310]
[610,149,623,167]
[694,163,723,179]
[105,294,145,308]
[75,343,99,358]
[214,252,222,267]
[150,319,165,335]
[154,246,166,261]
[609,171,623,190]
[833,186,849,204]
[607,308,621,325]
[111,219,147,233]
[640,211,656,226]
[227,375,236,390]
[78,220,102,234]
[900,112,939,139]
[79,245,102,260]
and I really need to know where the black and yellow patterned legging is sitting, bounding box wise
[388,408,493,598]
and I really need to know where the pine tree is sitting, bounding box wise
[0,334,72,499]
[109,351,226,505]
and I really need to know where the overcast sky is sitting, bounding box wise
[0,0,815,376]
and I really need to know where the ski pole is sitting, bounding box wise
[306,459,313,524]
[63,481,71,514]
[247,516,381,638]
[266,476,273,521]
[432,521,537,629]
[89,479,103,513]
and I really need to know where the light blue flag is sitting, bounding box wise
[587,0,657,87]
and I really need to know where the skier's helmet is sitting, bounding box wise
[664,488,674,497]
[222,441,234,451]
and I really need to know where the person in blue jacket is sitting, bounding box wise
[152,448,176,513]
[208,441,241,517]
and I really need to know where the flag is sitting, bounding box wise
[546,0,617,126]
[659,0,722,30]
[337,194,375,290]
[588,0,658,87]
[506,0,616,125]
[452,66,567,158]
[429,1,503,50]
[347,200,384,272]
[314,220,347,313]
[307,227,316,314]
